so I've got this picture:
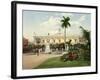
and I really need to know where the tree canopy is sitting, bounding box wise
[61,16,71,28]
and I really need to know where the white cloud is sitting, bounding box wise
[40,16,60,27]
[66,17,86,36]
[38,16,61,35]
[30,14,89,39]
[38,15,84,36]
[78,15,86,22]
[66,21,82,36]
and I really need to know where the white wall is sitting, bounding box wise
[0,0,99,80]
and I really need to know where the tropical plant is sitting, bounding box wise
[60,51,79,62]
[80,26,90,48]
[80,26,91,61]
[60,16,71,51]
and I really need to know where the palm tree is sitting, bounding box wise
[61,16,71,51]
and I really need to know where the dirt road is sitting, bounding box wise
[22,53,62,69]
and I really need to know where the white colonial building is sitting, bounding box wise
[33,33,86,45]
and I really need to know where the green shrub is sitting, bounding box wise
[60,51,79,62]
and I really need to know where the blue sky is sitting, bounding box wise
[23,10,91,41]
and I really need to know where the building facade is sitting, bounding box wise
[33,33,86,45]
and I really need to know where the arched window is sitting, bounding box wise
[53,39,55,43]
[59,39,61,43]
[47,39,50,43]
[42,40,45,43]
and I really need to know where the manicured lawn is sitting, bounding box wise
[35,57,90,69]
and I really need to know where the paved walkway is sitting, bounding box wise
[22,53,62,69]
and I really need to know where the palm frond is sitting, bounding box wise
[63,16,66,19]
[60,16,71,28]
[67,22,71,27]
[61,19,64,22]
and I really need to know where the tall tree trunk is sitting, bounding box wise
[64,27,67,51]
